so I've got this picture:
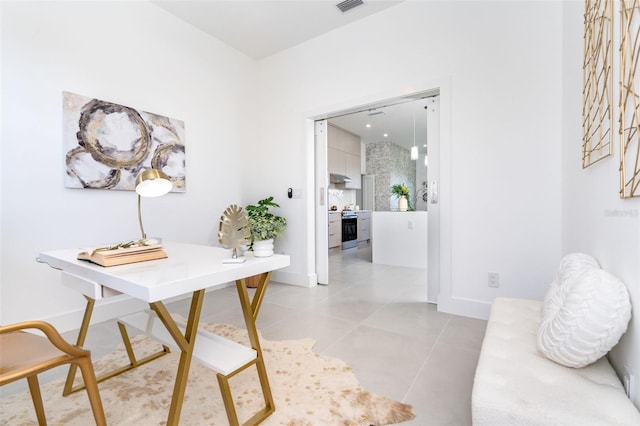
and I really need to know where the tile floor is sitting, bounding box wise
[1,243,487,425]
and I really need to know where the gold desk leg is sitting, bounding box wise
[150,289,205,426]
[217,272,275,426]
[63,296,170,396]
[63,296,95,396]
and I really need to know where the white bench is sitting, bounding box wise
[472,298,640,425]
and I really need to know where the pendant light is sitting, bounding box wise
[410,110,418,160]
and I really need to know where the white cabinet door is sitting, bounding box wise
[328,124,341,150]
[345,153,361,189]
[357,211,371,242]
[328,212,342,248]
[328,147,344,175]
[343,131,361,155]
[328,124,360,186]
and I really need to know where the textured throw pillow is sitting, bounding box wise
[541,253,600,318]
[538,263,632,368]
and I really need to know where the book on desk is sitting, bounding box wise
[77,244,167,267]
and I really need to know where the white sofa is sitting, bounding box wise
[472,297,640,425]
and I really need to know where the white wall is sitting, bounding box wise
[3,0,635,407]
[562,1,640,407]
[253,0,563,317]
[0,1,256,328]
[0,1,566,325]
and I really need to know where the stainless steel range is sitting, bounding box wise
[341,210,358,249]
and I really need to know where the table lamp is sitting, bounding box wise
[135,169,172,240]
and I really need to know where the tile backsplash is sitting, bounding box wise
[328,188,357,211]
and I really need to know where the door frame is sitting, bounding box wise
[314,120,329,284]
[306,77,452,305]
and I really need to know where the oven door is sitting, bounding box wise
[341,217,358,249]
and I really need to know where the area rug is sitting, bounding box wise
[1,322,414,425]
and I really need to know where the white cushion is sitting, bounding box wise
[537,258,631,368]
[541,253,600,318]
[472,298,640,426]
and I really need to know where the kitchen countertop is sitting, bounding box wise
[328,210,371,213]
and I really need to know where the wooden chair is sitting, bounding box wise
[0,321,106,425]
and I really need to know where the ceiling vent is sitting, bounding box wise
[368,110,385,116]
[336,0,365,13]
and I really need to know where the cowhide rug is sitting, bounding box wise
[1,322,414,425]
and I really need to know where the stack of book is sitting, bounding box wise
[77,242,167,267]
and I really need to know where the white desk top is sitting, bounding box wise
[38,242,290,303]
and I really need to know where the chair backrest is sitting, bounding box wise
[0,321,87,385]
[0,320,107,426]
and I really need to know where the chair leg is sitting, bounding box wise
[76,357,107,426]
[26,375,47,426]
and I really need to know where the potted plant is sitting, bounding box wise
[391,183,411,211]
[246,196,287,257]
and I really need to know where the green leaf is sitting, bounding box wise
[245,197,287,242]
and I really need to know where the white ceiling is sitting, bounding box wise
[152,0,404,60]
[153,0,432,155]
[329,96,436,157]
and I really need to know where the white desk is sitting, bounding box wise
[38,242,290,426]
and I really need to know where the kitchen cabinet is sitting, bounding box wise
[345,153,360,184]
[328,211,342,248]
[327,146,343,175]
[357,211,371,242]
[328,123,342,150]
[342,130,361,156]
[328,124,361,189]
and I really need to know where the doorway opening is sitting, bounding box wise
[312,88,442,304]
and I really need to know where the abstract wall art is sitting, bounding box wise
[63,91,186,192]
[620,0,640,198]
[582,0,614,168]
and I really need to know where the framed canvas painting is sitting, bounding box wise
[63,91,185,192]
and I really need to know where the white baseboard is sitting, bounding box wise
[272,270,316,287]
[437,295,492,320]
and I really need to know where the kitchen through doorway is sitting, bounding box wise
[313,90,441,304]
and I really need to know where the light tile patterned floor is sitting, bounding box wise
[1,243,487,425]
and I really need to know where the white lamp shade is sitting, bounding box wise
[136,169,172,197]
[410,146,418,160]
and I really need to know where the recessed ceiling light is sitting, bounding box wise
[366,124,371,128]
[423,144,427,147]
[383,133,388,137]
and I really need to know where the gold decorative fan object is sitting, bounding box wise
[218,204,251,263]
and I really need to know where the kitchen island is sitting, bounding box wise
[371,211,427,268]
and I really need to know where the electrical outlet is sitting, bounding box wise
[488,272,500,288]
[408,220,413,229]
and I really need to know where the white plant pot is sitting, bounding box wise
[398,196,408,212]
[253,239,274,257]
